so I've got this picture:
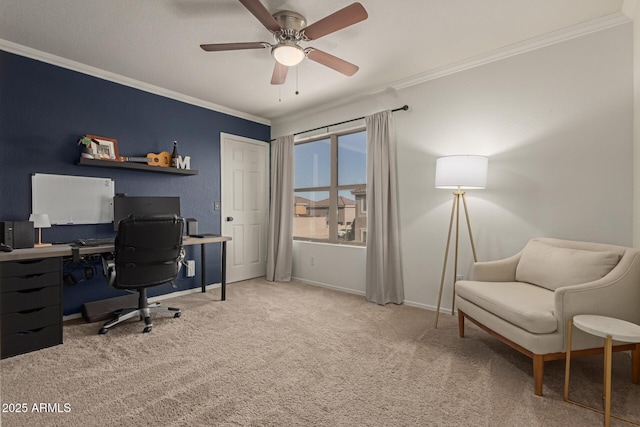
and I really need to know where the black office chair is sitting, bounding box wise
[99,215,185,334]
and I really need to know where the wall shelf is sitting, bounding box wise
[75,157,198,175]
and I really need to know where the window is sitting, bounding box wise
[293,129,367,245]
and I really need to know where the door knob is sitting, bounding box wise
[226,216,234,222]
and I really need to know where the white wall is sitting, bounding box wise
[636,11,640,247]
[292,241,366,295]
[625,0,640,247]
[273,23,634,312]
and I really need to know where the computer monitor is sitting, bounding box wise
[113,195,181,231]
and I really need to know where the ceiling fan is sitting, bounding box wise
[200,0,368,85]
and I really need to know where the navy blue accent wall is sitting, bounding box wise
[0,51,270,315]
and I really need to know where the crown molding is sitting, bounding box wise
[391,12,631,91]
[622,0,639,19]
[0,38,271,126]
[2,10,628,130]
[273,12,630,126]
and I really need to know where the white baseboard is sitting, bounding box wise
[292,277,365,297]
[403,300,456,315]
[293,278,458,315]
[402,300,435,311]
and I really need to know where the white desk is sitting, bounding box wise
[564,315,640,427]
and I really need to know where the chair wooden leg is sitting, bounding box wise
[458,311,465,338]
[633,343,640,384]
[533,354,544,396]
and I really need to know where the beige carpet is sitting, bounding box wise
[1,278,639,426]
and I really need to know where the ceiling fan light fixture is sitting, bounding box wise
[272,43,305,67]
[200,1,369,84]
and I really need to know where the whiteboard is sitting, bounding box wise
[32,173,115,225]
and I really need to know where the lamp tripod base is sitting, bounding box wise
[434,190,478,328]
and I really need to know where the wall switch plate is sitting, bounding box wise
[310,256,315,266]
[456,274,463,281]
[186,260,196,277]
[214,201,221,211]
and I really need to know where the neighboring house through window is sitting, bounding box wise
[293,129,366,245]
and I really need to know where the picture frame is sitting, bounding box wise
[86,134,119,160]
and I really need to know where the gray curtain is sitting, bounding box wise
[365,111,404,304]
[266,135,294,282]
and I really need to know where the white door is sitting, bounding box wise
[221,133,269,283]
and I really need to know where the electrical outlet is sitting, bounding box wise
[310,256,315,266]
[186,260,195,277]
[456,274,463,281]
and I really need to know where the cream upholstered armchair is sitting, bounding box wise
[455,238,640,396]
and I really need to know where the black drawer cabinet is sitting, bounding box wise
[0,257,63,358]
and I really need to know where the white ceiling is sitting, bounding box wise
[0,0,625,123]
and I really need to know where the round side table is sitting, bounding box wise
[564,315,640,427]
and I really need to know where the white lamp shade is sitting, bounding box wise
[435,155,488,189]
[29,213,51,228]
[272,43,305,66]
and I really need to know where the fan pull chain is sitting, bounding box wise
[278,65,282,102]
[295,66,299,95]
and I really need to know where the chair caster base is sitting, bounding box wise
[98,305,181,334]
[143,316,152,333]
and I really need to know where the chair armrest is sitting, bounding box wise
[471,252,522,282]
[554,250,640,347]
[101,254,116,287]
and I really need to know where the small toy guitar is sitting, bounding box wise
[120,152,171,167]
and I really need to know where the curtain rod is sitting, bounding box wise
[270,104,409,142]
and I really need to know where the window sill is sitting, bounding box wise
[293,239,366,248]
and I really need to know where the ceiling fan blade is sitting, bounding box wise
[239,0,282,33]
[200,42,269,51]
[302,2,368,41]
[307,49,359,76]
[271,62,289,85]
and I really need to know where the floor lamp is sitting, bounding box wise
[434,155,488,328]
